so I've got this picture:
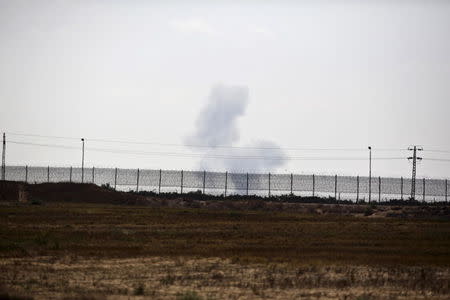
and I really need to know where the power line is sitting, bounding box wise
[9,141,79,150]
[6,132,450,163]
[5,132,413,152]
[425,158,450,162]
[6,132,79,141]
[424,150,450,154]
[8,140,407,161]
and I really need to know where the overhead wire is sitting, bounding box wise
[5,132,450,161]
[4,132,415,152]
[8,140,408,161]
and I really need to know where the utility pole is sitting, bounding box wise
[368,146,372,203]
[81,138,85,183]
[1,133,5,181]
[407,146,423,201]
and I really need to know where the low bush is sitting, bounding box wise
[176,291,203,300]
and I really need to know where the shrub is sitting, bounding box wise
[160,274,175,285]
[176,291,203,300]
[364,206,374,216]
[356,294,375,300]
[101,183,114,190]
[30,198,42,205]
[133,283,145,295]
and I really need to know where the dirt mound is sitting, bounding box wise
[2,181,449,219]
[0,181,149,206]
[0,181,25,201]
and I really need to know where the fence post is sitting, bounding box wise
[158,169,162,194]
[202,170,206,194]
[334,175,337,200]
[92,167,95,183]
[446,179,448,203]
[47,166,50,182]
[70,166,72,183]
[1,133,4,181]
[246,172,249,196]
[400,177,403,200]
[25,165,28,183]
[224,171,228,197]
[136,168,140,192]
[180,170,183,194]
[290,173,293,195]
[312,174,315,197]
[114,168,117,190]
[268,172,271,197]
[378,176,381,202]
[356,175,359,203]
[423,178,425,202]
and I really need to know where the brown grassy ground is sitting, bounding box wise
[0,201,449,299]
[1,256,449,300]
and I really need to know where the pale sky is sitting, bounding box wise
[1,0,449,178]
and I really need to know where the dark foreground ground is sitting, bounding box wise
[0,182,449,299]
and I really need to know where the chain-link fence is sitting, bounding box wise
[2,165,449,202]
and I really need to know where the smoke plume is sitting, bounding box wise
[186,84,288,172]
[186,84,248,147]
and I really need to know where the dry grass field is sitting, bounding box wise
[1,256,449,300]
[0,186,449,299]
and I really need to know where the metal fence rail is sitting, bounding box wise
[3,165,449,202]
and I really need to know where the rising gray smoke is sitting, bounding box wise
[220,140,287,173]
[186,84,248,147]
[186,84,288,172]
